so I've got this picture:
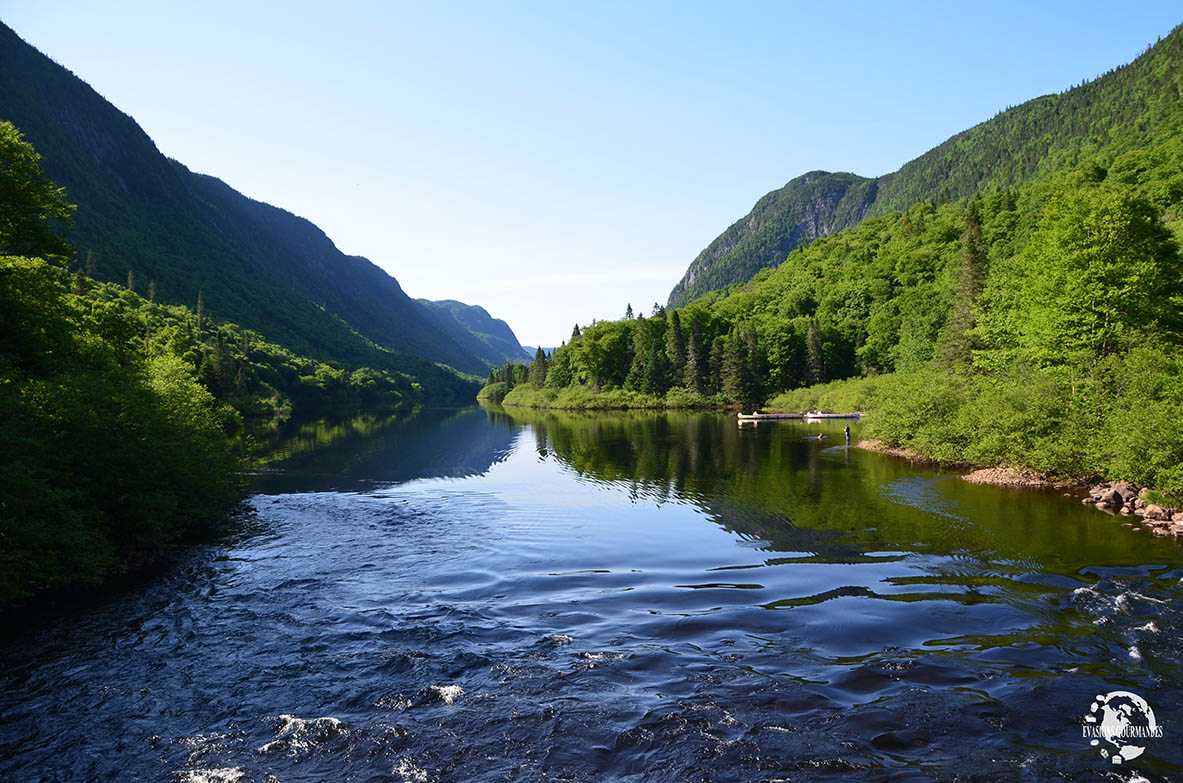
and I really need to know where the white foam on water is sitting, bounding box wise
[1137,621,1159,633]
[376,693,413,710]
[1128,645,1143,661]
[579,651,625,662]
[177,769,244,783]
[256,714,345,754]
[179,731,235,765]
[394,756,430,782]
[428,684,464,704]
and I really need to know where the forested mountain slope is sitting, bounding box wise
[0,21,520,378]
[492,124,1183,490]
[669,24,1183,306]
[418,299,533,366]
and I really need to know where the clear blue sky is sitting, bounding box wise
[2,1,1180,347]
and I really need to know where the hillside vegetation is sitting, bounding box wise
[0,122,476,605]
[0,21,521,376]
[485,120,1183,493]
[418,299,533,366]
[669,25,1183,306]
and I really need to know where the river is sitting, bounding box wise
[2,406,1181,782]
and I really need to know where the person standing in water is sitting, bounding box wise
[844,424,851,442]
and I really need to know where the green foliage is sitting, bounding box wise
[668,25,1183,306]
[990,186,1181,367]
[1091,348,1183,493]
[482,110,1183,496]
[766,375,883,414]
[0,255,238,603]
[0,122,481,604]
[669,171,872,306]
[935,200,987,368]
[544,344,574,389]
[0,121,74,262]
[500,381,719,411]
[0,29,513,378]
[527,347,548,386]
[476,381,511,403]
[416,298,534,367]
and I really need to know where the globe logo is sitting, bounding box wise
[1082,690,1164,764]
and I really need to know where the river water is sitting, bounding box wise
[2,406,1181,782]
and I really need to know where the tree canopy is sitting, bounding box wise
[0,120,74,262]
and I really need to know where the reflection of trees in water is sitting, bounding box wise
[486,406,891,551]
[250,407,517,493]
[483,404,1183,568]
[247,408,427,467]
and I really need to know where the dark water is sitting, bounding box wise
[3,406,1182,782]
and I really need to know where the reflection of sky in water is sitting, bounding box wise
[3,409,1182,781]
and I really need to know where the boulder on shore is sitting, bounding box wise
[1112,481,1139,502]
[1145,504,1168,521]
[1099,489,1123,507]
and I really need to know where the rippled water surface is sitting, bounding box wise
[3,406,1182,782]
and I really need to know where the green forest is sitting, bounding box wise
[0,121,477,604]
[668,25,1183,307]
[482,127,1183,496]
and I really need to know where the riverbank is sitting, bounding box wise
[482,381,727,411]
[857,440,1183,538]
[1081,480,1183,537]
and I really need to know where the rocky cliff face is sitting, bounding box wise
[668,171,873,307]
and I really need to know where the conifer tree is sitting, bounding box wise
[936,200,987,369]
[744,324,766,404]
[666,310,687,384]
[805,319,826,386]
[528,346,547,386]
[709,336,725,394]
[683,323,705,394]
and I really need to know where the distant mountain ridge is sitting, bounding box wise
[417,299,533,365]
[669,24,1183,306]
[0,21,526,378]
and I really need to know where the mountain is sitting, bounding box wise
[667,171,873,307]
[669,25,1183,306]
[0,21,514,378]
[418,299,533,365]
